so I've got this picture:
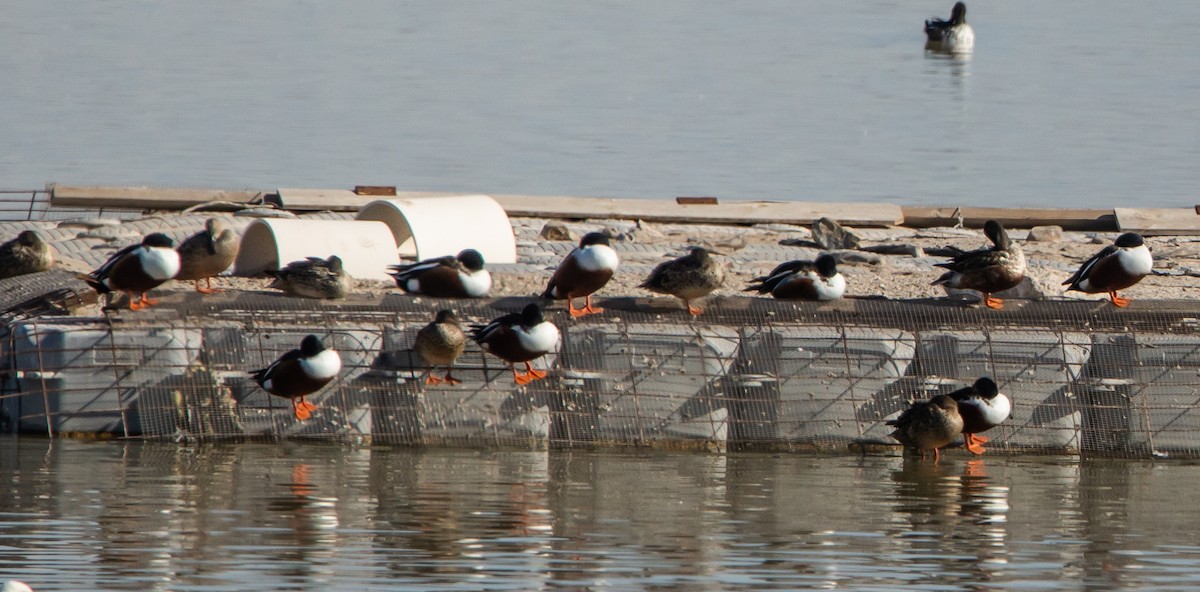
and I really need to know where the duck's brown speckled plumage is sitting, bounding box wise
[639,246,725,315]
[0,230,54,280]
[414,309,467,385]
[932,220,1026,309]
[175,218,239,293]
[888,394,964,461]
[268,255,350,300]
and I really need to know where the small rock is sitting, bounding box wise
[539,222,574,242]
[1027,225,1064,242]
[830,250,881,266]
[812,218,861,250]
[861,244,925,257]
[626,219,666,243]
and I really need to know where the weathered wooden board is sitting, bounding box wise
[490,194,905,226]
[51,185,267,209]
[275,188,378,211]
[1115,208,1200,236]
[902,206,1116,230]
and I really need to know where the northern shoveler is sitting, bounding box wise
[388,249,491,298]
[925,2,975,52]
[249,334,342,421]
[472,303,560,385]
[542,231,620,317]
[932,220,1026,309]
[1063,233,1152,307]
[0,230,54,280]
[268,255,350,299]
[888,394,964,462]
[639,246,725,315]
[948,377,1011,455]
[414,309,467,385]
[745,253,846,301]
[175,218,239,294]
[81,233,180,311]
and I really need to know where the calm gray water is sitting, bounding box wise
[2,439,1200,591]
[1,2,1198,208]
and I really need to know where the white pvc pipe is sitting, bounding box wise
[355,195,518,263]
[233,219,399,281]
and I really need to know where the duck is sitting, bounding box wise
[175,218,239,294]
[948,377,1011,455]
[249,334,342,421]
[931,219,1026,309]
[888,394,964,462]
[639,246,725,315]
[81,232,180,311]
[1063,233,1152,307]
[268,255,350,299]
[925,2,975,52]
[542,231,620,317]
[471,303,560,385]
[1,582,32,592]
[744,253,845,301]
[388,249,491,298]
[0,230,55,280]
[414,309,467,385]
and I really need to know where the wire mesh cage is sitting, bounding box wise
[2,287,1200,458]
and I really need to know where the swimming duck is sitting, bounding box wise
[925,2,975,52]
[1062,233,1152,307]
[744,253,845,301]
[268,255,350,299]
[249,334,342,421]
[81,233,180,311]
[388,249,491,298]
[1,581,32,592]
[542,232,620,317]
[175,218,239,294]
[887,394,964,462]
[948,377,1011,455]
[0,230,55,280]
[471,303,560,385]
[414,309,467,385]
[931,220,1026,309]
[639,246,725,315]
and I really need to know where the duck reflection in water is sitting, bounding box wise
[890,458,1011,584]
[264,464,339,579]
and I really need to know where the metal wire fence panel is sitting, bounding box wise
[3,292,1200,457]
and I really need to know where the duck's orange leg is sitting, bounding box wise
[292,398,317,421]
[964,433,988,455]
[424,371,445,385]
[442,371,462,385]
[581,295,604,316]
[568,298,589,318]
[512,366,534,385]
[139,292,160,307]
[1109,291,1132,307]
[983,293,1005,310]
[524,361,548,381]
[195,278,222,294]
[685,300,704,315]
[128,293,146,311]
[932,447,941,462]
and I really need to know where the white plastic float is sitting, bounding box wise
[232,218,399,281]
[355,195,517,263]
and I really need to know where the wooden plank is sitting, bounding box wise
[489,194,904,226]
[275,188,378,211]
[1115,207,1200,236]
[901,206,1116,230]
[51,185,266,209]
